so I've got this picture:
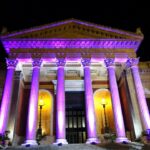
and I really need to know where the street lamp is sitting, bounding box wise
[101,98,109,133]
[36,96,45,142]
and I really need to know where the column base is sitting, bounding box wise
[22,140,38,146]
[86,138,100,144]
[115,137,130,143]
[53,139,68,145]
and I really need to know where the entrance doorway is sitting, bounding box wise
[94,89,115,137]
[65,92,86,143]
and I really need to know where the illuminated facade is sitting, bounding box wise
[0,19,150,146]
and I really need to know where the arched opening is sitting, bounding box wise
[94,89,115,139]
[37,89,54,144]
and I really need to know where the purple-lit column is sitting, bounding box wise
[126,58,150,131]
[55,58,68,144]
[104,58,128,143]
[23,59,42,146]
[0,59,18,135]
[82,58,100,144]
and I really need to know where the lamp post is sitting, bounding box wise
[36,97,45,142]
[101,98,109,133]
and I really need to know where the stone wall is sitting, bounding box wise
[139,61,150,98]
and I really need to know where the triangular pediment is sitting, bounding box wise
[1,19,143,40]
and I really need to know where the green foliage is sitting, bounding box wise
[104,133,116,143]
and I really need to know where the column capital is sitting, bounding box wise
[104,58,115,67]
[81,58,91,67]
[56,58,66,67]
[126,58,139,68]
[32,59,42,68]
[6,58,18,69]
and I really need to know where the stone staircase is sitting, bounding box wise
[3,143,150,150]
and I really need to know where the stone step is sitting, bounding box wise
[3,143,149,150]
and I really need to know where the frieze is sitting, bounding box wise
[31,53,42,58]
[9,53,18,58]
[10,48,135,53]
[56,53,66,58]
[17,53,32,58]
[9,51,136,63]
[81,52,91,58]
[9,52,136,65]
[6,58,18,68]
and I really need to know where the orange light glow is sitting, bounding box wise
[94,89,115,135]
[39,98,45,107]
[38,90,53,135]
[38,90,52,111]
[94,89,111,109]
[101,97,107,106]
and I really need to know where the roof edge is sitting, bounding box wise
[0,18,143,40]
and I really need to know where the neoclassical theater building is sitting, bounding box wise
[0,19,150,146]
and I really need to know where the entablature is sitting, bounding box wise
[17,57,127,83]
[2,39,141,53]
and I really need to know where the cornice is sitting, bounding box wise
[0,19,143,40]
[2,38,141,53]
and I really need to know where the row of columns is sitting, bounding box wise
[126,58,150,130]
[0,58,150,145]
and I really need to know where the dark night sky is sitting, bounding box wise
[0,0,150,63]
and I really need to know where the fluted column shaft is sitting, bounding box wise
[127,58,150,130]
[105,58,128,143]
[23,59,42,146]
[82,59,99,144]
[55,59,68,144]
[0,59,18,134]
